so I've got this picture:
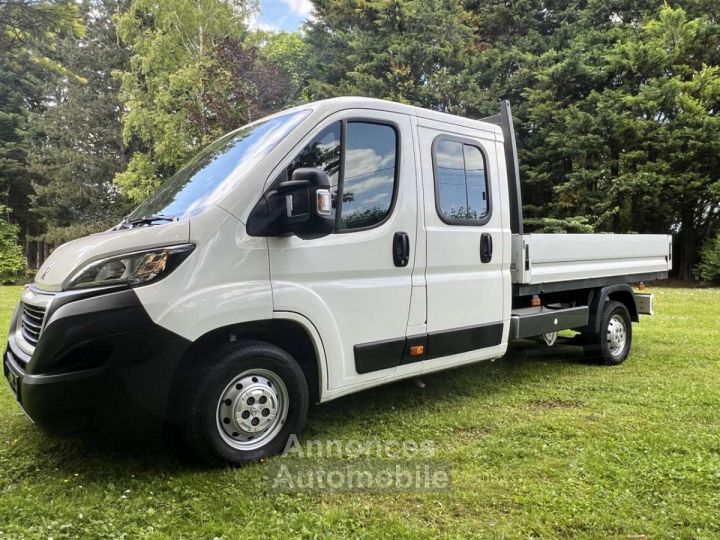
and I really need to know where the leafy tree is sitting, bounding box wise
[523,217,594,234]
[0,0,717,283]
[113,0,256,202]
[257,31,311,105]
[305,1,719,277]
[192,37,296,136]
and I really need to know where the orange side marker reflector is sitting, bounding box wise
[531,295,541,307]
[409,345,425,356]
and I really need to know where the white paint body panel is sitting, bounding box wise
[268,108,420,389]
[417,116,511,370]
[512,233,672,285]
[134,205,274,342]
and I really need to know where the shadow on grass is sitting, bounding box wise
[13,339,592,478]
[306,337,590,430]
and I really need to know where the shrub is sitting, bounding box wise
[523,217,594,233]
[0,207,27,284]
[696,233,720,284]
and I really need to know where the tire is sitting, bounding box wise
[182,341,309,465]
[582,301,633,365]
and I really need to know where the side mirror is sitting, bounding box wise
[247,168,335,239]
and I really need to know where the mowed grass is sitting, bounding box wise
[1,285,719,539]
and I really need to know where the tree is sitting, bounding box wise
[305,0,474,111]
[256,30,311,106]
[0,0,84,266]
[610,6,720,278]
[190,37,296,137]
[0,205,26,283]
[696,233,720,283]
[30,0,133,246]
[523,5,720,278]
[113,0,255,202]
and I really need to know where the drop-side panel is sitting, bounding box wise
[512,233,672,285]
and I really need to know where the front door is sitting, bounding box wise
[418,119,508,372]
[268,109,420,390]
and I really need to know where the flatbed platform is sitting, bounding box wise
[511,233,672,291]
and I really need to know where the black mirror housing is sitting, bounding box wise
[247,168,335,239]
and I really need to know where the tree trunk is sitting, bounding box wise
[35,225,42,270]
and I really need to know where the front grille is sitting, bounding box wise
[20,303,47,347]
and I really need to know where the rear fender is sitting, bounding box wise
[588,284,639,333]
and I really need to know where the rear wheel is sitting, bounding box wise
[583,301,633,365]
[182,341,309,465]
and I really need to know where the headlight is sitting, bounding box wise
[64,244,195,290]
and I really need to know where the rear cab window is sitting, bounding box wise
[432,136,491,225]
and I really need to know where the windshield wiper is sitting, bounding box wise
[116,214,178,230]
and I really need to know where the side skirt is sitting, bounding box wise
[354,322,504,375]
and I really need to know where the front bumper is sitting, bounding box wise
[4,286,191,438]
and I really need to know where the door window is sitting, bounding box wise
[339,122,398,231]
[284,121,399,231]
[433,137,490,224]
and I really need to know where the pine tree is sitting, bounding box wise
[523,5,720,277]
[0,205,26,283]
[30,0,133,246]
[305,0,474,112]
[0,0,84,266]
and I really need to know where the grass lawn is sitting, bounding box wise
[1,285,719,538]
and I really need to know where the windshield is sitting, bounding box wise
[129,109,310,220]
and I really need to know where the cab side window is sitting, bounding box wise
[339,122,398,231]
[433,138,489,224]
[285,120,399,231]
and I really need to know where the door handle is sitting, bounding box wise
[480,233,493,263]
[393,232,410,267]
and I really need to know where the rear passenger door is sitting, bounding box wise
[268,110,422,390]
[418,120,508,372]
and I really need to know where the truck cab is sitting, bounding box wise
[4,97,671,464]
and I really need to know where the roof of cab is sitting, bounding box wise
[303,96,501,136]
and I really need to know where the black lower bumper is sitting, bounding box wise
[4,287,191,438]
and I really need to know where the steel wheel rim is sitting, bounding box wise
[216,368,289,451]
[606,314,627,357]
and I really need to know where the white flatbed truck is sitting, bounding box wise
[4,97,671,464]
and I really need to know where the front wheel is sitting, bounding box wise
[182,341,309,465]
[583,301,633,365]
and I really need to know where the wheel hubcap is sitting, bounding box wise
[606,314,627,357]
[216,369,289,451]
